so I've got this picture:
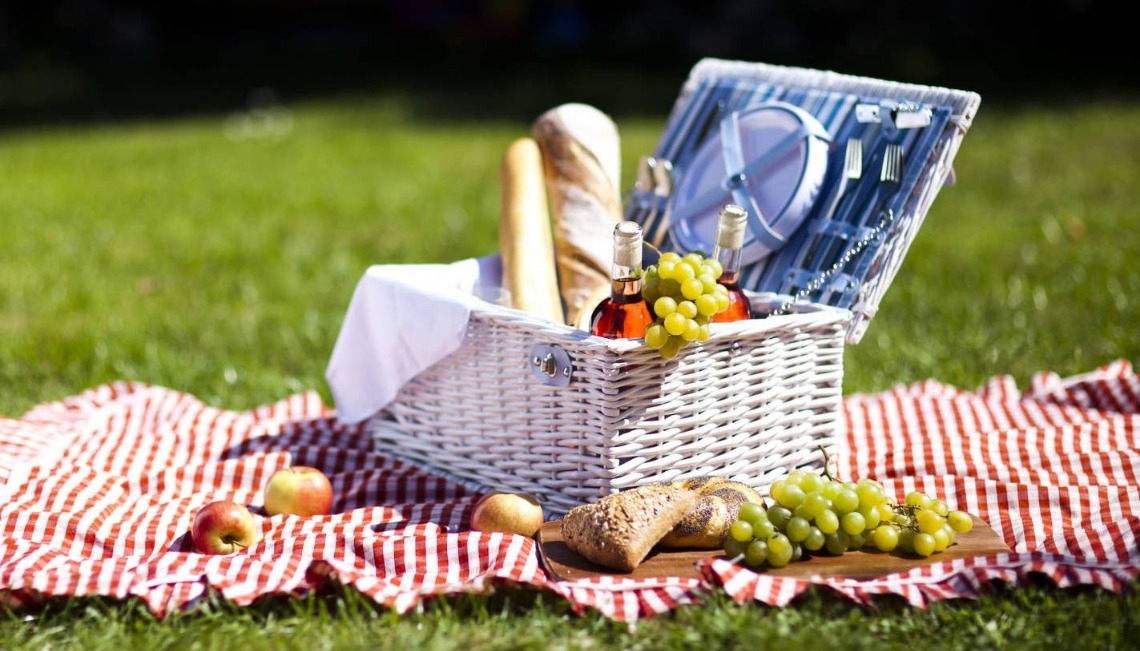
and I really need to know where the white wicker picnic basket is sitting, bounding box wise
[361,59,981,516]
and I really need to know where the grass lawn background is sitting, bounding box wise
[1,87,1138,648]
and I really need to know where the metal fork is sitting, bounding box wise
[791,137,865,279]
[820,142,904,305]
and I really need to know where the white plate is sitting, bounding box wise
[669,102,830,264]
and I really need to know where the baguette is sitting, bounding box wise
[560,483,696,572]
[498,137,565,323]
[659,478,765,549]
[532,103,623,328]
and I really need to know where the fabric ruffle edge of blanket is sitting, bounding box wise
[0,359,1137,622]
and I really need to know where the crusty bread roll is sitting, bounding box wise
[560,483,696,572]
[498,137,565,323]
[659,478,766,549]
[532,103,623,328]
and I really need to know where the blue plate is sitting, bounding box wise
[668,102,830,264]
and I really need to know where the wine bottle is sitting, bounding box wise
[589,221,653,339]
[711,204,752,322]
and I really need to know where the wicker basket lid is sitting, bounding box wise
[626,58,981,343]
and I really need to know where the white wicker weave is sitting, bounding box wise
[370,300,847,516]
[362,60,980,516]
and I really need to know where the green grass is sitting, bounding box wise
[2,93,1139,647]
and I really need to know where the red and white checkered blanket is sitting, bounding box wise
[2,361,1137,621]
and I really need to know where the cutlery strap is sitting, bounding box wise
[668,117,809,252]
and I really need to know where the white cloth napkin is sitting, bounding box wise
[326,255,502,425]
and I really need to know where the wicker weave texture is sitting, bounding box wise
[370,303,849,515]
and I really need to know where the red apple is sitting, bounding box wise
[469,492,544,537]
[263,466,334,517]
[192,500,259,554]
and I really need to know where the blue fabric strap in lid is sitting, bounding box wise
[668,101,830,263]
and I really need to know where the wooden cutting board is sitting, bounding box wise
[538,515,1009,581]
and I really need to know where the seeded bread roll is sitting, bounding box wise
[560,483,696,572]
[659,478,765,549]
[532,103,623,328]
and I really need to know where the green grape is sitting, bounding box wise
[898,528,916,554]
[659,336,685,359]
[855,481,884,508]
[654,296,677,318]
[858,504,881,529]
[840,511,866,536]
[791,541,804,562]
[912,532,936,557]
[847,532,866,550]
[681,278,704,300]
[644,324,668,349]
[663,312,688,336]
[799,472,825,494]
[706,259,724,278]
[681,319,700,341]
[657,260,678,280]
[916,509,946,535]
[776,484,806,509]
[803,527,826,552]
[698,273,718,294]
[738,502,766,527]
[659,278,681,297]
[814,509,839,534]
[677,300,698,319]
[932,527,951,553]
[800,492,828,518]
[878,501,897,522]
[905,491,927,507]
[769,479,786,503]
[871,524,900,552]
[744,539,769,568]
[729,519,753,543]
[766,533,793,568]
[659,251,681,264]
[695,294,719,316]
[674,263,696,282]
[931,499,949,517]
[941,522,957,547]
[786,469,807,487]
[683,252,704,268]
[822,481,842,503]
[767,505,792,529]
[785,517,811,542]
[832,487,859,514]
[793,504,814,521]
[947,510,973,533]
[724,535,747,559]
[642,276,660,305]
[824,531,849,555]
[714,293,729,312]
[696,324,711,341]
[752,519,775,540]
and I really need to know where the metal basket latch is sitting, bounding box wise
[528,344,574,387]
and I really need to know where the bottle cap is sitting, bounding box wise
[613,221,643,268]
[716,204,748,250]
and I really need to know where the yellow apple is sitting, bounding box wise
[264,466,334,517]
[469,492,544,537]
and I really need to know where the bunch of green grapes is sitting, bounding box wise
[641,252,730,359]
[724,468,975,569]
